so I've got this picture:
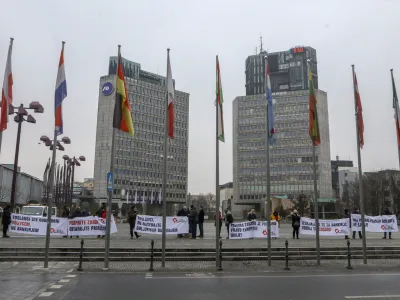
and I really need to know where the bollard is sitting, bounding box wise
[346,240,353,270]
[149,240,155,272]
[218,240,223,271]
[284,240,290,271]
[77,239,84,272]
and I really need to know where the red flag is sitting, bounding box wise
[353,72,364,148]
[166,49,174,139]
[0,38,14,132]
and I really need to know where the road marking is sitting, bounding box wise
[39,292,54,297]
[148,273,400,280]
[66,275,76,278]
[59,279,70,283]
[345,296,400,299]
[50,285,63,289]
[12,262,18,267]
[145,273,153,279]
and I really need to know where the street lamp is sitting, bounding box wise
[62,155,85,209]
[39,135,71,206]
[9,102,44,211]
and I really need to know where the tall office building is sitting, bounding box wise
[94,57,190,215]
[245,46,318,95]
[233,46,332,213]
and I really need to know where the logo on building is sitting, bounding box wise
[102,82,114,96]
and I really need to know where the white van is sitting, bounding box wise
[20,205,57,217]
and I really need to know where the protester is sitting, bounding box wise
[352,208,362,239]
[61,206,70,238]
[383,207,393,240]
[292,210,300,239]
[344,208,351,240]
[198,206,205,238]
[214,211,223,238]
[248,209,257,221]
[189,205,199,239]
[2,204,11,238]
[270,211,281,239]
[177,206,189,238]
[96,203,106,238]
[225,210,234,239]
[81,207,90,217]
[127,206,140,239]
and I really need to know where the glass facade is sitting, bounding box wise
[94,57,189,205]
[232,90,332,205]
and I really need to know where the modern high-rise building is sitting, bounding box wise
[245,46,318,95]
[93,57,190,215]
[233,46,331,214]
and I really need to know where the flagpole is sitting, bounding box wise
[352,65,367,264]
[0,38,14,157]
[215,55,221,268]
[161,48,170,268]
[104,46,120,270]
[264,55,272,267]
[308,60,320,266]
[390,69,400,170]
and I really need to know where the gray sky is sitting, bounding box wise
[0,0,399,194]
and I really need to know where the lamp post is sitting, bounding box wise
[40,134,71,269]
[63,155,85,209]
[9,102,44,212]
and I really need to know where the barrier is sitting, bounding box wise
[284,240,290,271]
[77,239,84,271]
[346,240,353,269]
[149,240,154,272]
[218,240,223,271]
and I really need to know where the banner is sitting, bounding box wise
[134,215,189,235]
[9,214,68,236]
[67,216,118,236]
[300,217,350,236]
[351,214,398,232]
[229,220,279,239]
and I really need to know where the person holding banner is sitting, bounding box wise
[2,205,11,238]
[127,206,140,239]
[225,210,234,239]
[352,208,362,239]
[383,207,393,240]
[291,210,300,239]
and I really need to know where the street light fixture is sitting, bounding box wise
[63,155,85,209]
[9,102,44,211]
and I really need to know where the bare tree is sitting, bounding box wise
[292,192,310,217]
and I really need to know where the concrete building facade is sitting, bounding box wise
[94,57,190,215]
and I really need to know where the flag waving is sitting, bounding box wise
[265,56,275,142]
[166,49,175,139]
[353,72,364,148]
[113,46,134,136]
[216,56,224,142]
[0,38,14,132]
[55,42,67,136]
[391,69,400,148]
[308,67,320,146]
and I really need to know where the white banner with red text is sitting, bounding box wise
[67,216,118,236]
[9,214,68,236]
[229,220,279,239]
[300,217,350,236]
[134,215,189,235]
[351,214,398,232]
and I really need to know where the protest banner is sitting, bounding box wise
[229,220,279,239]
[351,214,398,233]
[9,213,68,236]
[299,217,350,236]
[134,215,189,235]
[67,216,118,236]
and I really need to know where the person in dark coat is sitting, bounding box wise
[2,204,11,238]
[189,205,199,239]
[177,206,188,238]
[291,210,301,239]
[383,207,393,240]
[127,206,140,239]
[96,203,106,238]
[352,208,362,239]
[69,207,82,238]
[247,209,257,221]
[344,209,350,239]
[214,211,222,238]
[198,206,205,238]
[225,210,234,239]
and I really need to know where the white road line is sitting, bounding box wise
[38,292,54,297]
[145,273,153,279]
[59,279,70,283]
[66,275,76,278]
[12,262,18,267]
[345,296,400,299]
[50,285,63,289]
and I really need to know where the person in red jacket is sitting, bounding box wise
[96,203,106,238]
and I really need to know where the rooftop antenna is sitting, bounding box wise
[260,34,264,53]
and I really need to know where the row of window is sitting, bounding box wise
[114,168,186,180]
[114,179,186,191]
[113,188,186,199]
[115,149,187,164]
[239,174,316,182]
[134,119,188,133]
[128,93,188,113]
[115,158,187,173]
[238,146,313,158]
[239,165,319,174]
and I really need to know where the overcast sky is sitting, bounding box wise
[0,0,399,194]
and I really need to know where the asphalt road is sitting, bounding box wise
[36,271,400,300]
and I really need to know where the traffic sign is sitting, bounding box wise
[107,172,113,192]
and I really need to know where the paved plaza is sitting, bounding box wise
[3,222,399,249]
